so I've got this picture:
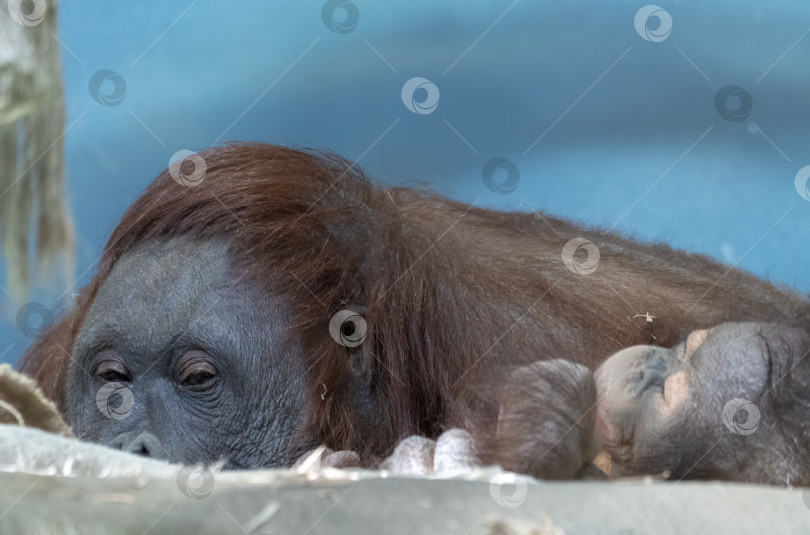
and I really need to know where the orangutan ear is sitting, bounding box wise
[348,347,373,390]
[328,305,373,398]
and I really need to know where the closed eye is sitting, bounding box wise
[94,360,132,383]
[182,369,216,386]
[175,352,219,390]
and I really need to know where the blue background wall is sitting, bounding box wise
[2,0,809,366]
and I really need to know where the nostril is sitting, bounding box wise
[108,430,162,458]
[130,438,151,457]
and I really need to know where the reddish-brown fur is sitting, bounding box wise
[19,143,810,462]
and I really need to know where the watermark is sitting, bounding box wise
[722,398,760,435]
[561,238,600,275]
[95,382,135,420]
[482,158,520,195]
[714,85,753,122]
[634,5,672,42]
[401,77,440,115]
[15,302,53,338]
[489,473,528,508]
[8,0,46,26]
[329,309,367,347]
[169,150,207,187]
[794,165,810,201]
[88,69,127,107]
[176,465,215,499]
[321,0,359,34]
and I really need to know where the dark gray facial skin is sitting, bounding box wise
[65,238,312,469]
[594,322,810,485]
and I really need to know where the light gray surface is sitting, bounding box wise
[1,469,809,534]
[1,425,808,534]
[0,425,176,478]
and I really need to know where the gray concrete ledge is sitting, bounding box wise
[1,469,809,534]
[1,425,808,534]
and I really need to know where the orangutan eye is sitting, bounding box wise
[176,354,218,389]
[94,360,131,383]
